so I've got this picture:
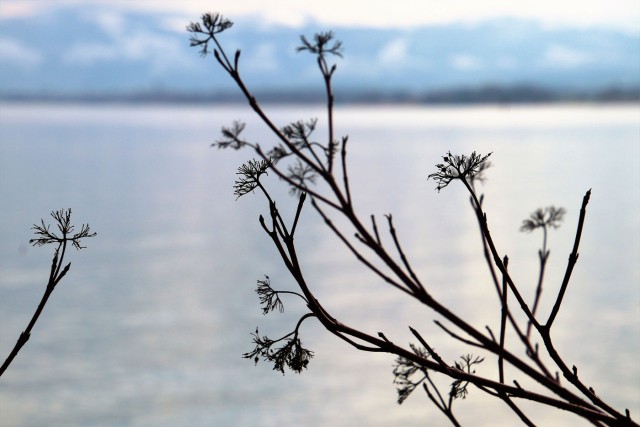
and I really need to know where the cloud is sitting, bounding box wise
[65,33,193,72]
[91,9,127,37]
[449,54,483,70]
[55,7,196,74]
[62,42,118,64]
[542,44,593,68]
[377,38,409,66]
[118,0,640,31]
[245,43,279,72]
[2,0,640,31]
[0,2,38,19]
[496,56,518,70]
[160,16,194,34]
[0,37,43,68]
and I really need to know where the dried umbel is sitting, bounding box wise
[428,151,492,191]
[520,206,567,232]
[243,326,314,374]
[187,12,233,56]
[30,208,96,250]
[234,158,272,198]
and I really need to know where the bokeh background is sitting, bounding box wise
[1,1,639,426]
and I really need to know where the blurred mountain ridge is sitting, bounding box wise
[1,6,638,101]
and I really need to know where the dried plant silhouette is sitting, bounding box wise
[0,209,96,378]
[189,13,637,426]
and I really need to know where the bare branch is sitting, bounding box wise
[1,209,95,378]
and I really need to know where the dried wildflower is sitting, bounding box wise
[266,144,289,162]
[30,209,96,250]
[187,12,233,56]
[450,354,484,400]
[297,32,343,58]
[243,327,314,374]
[264,119,321,163]
[234,158,272,198]
[286,160,317,195]
[214,121,248,150]
[428,151,492,192]
[393,344,430,404]
[520,206,567,233]
[282,119,317,142]
[256,276,284,314]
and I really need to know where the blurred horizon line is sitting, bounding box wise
[1,83,638,105]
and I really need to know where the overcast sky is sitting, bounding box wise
[2,0,640,31]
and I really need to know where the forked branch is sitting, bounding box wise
[0,209,95,378]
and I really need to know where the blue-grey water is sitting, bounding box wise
[0,103,638,426]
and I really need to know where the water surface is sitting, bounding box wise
[0,103,638,426]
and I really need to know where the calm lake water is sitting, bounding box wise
[0,102,638,426]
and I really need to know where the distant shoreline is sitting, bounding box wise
[1,85,638,106]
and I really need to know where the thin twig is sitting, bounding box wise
[546,189,591,329]
[499,256,509,383]
[290,192,307,237]
[385,214,426,292]
[311,199,414,296]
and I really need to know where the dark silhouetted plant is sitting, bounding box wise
[0,209,96,378]
[188,12,637,426]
